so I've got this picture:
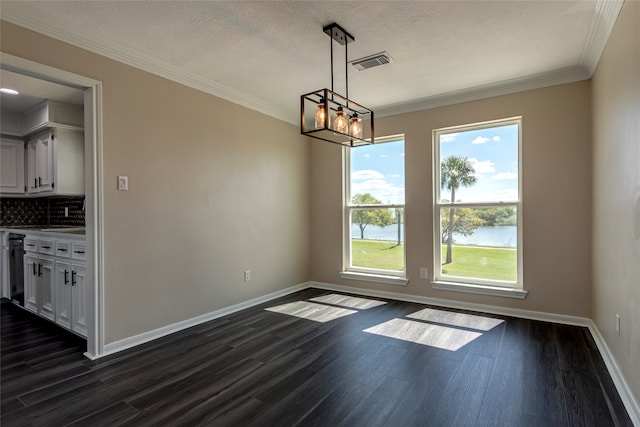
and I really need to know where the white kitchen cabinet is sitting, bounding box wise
[0,138,25,194]
[23,100,83,136]
[38,258,55,321]
[26,128,84,196]
[27,133,53,193]
[19,232,87,338]
[23,252,55,321]
[54,260,87,337]
[54,261,72,330]
[70,264,87,336]
[24,254,38,313]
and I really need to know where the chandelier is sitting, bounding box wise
[300,23,374,147]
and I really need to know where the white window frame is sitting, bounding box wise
[342,136,407,286]
[432,117,525,297]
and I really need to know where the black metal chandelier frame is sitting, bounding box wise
[300,23,375,147]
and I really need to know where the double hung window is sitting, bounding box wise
[433,118,522,291]
[344,137,406,282]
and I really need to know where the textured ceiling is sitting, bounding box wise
[0,1,623,123]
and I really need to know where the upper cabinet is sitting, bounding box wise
[23,101,84,136]
[27,129,84,196]
[0,138,25,193]
[0,100,84,197]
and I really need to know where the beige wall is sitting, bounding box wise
[311,81,593,317]
[592,1,640,407]
[1,22,311,344]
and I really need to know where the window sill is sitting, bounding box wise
[340,271,409,287]
[431,281,527,299]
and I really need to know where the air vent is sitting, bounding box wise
[350,52,393,71]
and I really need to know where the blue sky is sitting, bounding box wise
[351,140,405,204]
[439,123,519,203]
[350,122,518,205]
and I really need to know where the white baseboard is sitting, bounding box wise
[308,281,590,326]
[100,282,307,358]
[308,280,639,426]
[588,321,640,427]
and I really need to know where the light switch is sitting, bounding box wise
[117,176,129,191]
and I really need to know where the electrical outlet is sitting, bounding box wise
[420,268,428,279]
[117,176,129,191]
[616,314,621,335]
[244,270,251,282]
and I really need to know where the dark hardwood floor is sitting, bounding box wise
[1,288,633,426]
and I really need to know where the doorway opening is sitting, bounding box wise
[1,53,104,358]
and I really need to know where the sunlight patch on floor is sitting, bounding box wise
[363,318,482,351]
[266,301,357,323]
[407,308,504,331]
[309,294,387,309]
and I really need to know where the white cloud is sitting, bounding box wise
[400,153,405,157]
[380,154,389,158]
[363,153,370,158]
[388,174,401,178]
[472,136,490,144]
[351,179,404,204]
[440,133,458,143]
[352,169,384,180]
[468,158,495,174]
[492,173,518,180]
[492,136,501,142]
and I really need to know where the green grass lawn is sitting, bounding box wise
[351,239,517,281]
[441,245,517,282]
[351,240,404,271]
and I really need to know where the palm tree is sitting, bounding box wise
[441,156,477,264]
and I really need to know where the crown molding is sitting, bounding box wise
[580,0,625,76]
[0,2,291,124]
[374,65,590,118]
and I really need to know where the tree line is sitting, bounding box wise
[351,155,514,264]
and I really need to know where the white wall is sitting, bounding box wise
[1,21,311,344]
[592,0,640,410]
[311,81,593,317]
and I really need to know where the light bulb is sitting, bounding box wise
[333,107,348,134]
[315,99,326,129]
[350,114,362,138]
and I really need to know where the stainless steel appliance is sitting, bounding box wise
[8,233,25,306]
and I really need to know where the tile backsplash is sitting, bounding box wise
[49,197,85,226]
[0,196,85,227]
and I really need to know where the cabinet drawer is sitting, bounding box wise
[71,243,86,261]
[55,242,71,258]
[39,239,55,255]
[24,238,38,252]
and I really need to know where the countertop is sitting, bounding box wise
[0,226,86,239]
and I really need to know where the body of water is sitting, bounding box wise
[351,224,517,247]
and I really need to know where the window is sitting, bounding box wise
[433,118,523,293]
[343,137,406,283]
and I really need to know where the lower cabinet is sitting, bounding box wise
[24,254,38,313]
[23,234,87,338]
[24,254,55,321]
[54,261,87,337]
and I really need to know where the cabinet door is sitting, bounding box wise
[0,139,25,194]
[36,133,55,193]
[24,254,38,313]
[71,264,87,337]
[54,261,72,330]
[26,139,39,193]
[38,258,55,321]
